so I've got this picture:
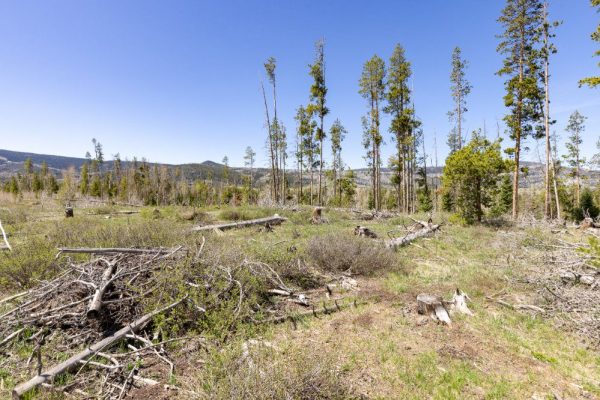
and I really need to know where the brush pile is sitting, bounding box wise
[0,243,356,399]
[532,234,600,348]
[0,247,199,399]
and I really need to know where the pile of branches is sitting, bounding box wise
[531,234,600,347]
[0,247,198,399]
[0,243,356,398]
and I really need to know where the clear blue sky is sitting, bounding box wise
[0,0,598,168]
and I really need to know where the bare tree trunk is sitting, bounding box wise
[318,139,323,205]
[261,82,277,202]
[543,1,552,219]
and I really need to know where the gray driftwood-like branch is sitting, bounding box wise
[0,219,12,251]
[386,219,440,249]
[191,214,287,232]
[12,297,186,400]
[56,247,173,255]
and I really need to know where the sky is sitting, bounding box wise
[0,0,598,168]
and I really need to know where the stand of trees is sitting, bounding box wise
[3,0,600,219]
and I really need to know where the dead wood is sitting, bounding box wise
[417,289,473,325]
[387,219,440,249]
[86,259,117,318]
[311,207,323,224]
[354,226,378,238]
[12,297,185,399]
[56,247,174,255]
[192,214,287,232]
[0,219,12,251]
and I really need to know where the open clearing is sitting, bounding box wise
[0,201,599,399]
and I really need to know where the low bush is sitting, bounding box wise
[307,233,397,276]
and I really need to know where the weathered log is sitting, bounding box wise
[57,247,173,255]
[0,219,12,251]
[387,221,440,249]
[12,297,185,400]
[191,214,287,232]
[87,259,117,318]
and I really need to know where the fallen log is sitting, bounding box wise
[386,219,440,249]
[87,259,117,318]
[12,297,185,400]
[191,214,287,232]
[56,247,173,255]
[0,219,12,251]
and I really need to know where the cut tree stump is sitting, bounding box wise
[311,207,323,224]
[191,214,287,232]
[417,294,451,325]
[354,226,378,238]
[416,289,473,326]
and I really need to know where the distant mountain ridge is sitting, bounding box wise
[1,148,598,188]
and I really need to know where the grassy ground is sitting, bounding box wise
[0,200,599,399]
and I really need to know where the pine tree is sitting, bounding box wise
[564,110,586,206]
[329,119,346,205]
[359,55,386,211]
[244,146,256,188]
[497,0,545,219]
[449,47,472,150]
[263,57,280,202]
[443,136,508,223]
[307,39,329,205]
[384,44,414,212]
[80,162,89,195]
[294,105,311,203]
[579,0,600,87]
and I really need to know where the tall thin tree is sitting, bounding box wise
[497,0,545,219]
[564,110,586,206]
[384,44,413,212]
[449,46,472,150]
[308,39,329,205]
[541,1,560,218]
[359,55,386,210]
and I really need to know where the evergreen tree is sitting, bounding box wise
[243,146,256,188]
[579,0,600,87]
[294,105,311,202]
[491,175,514,216]
[329,119,346,205]
[384,44,415,212]
[564,110,586,206]
[359,55,386,210]
[448,47,472,150]
[80,162,89,195]
[307,39,328,205]
[442,136,508,223]
[497,0,545,219]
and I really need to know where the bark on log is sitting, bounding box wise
[57,247,173,255]
[387,221,440,249]
[12,297,185,400]
[87,260,117,318]
[0,219,12,251]
[191,214,287,232]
